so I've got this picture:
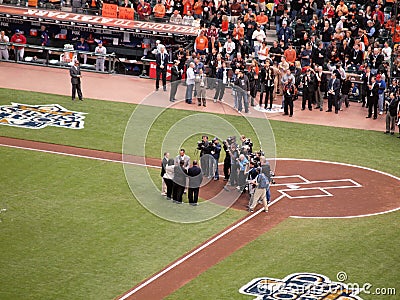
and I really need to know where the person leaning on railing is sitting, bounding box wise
[0,30,10,61]
[10,29,26,62]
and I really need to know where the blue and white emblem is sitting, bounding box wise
[0,103,87,129]
[239,272,363,299]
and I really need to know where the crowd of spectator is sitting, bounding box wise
[149,0,399,135]
[1,0,399,135]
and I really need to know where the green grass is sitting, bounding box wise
[1,88,399,176]
[166,212,400,299]
[0,88,134,152]
[0,147,245,300]
[1,88,400,299]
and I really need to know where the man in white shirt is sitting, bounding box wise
[185,62,196,104]
[0,31,9,60]
[223,36,236,60]
[251,25,266,59]
[182,11,195,26]
[94,40,107,72]
[382,42,392,63]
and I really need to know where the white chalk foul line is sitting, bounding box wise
[0,143,161,169]
[117,194,286,300]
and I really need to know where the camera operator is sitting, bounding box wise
[246,160,259,200]
[210,137,222,181]
[249,150,263,168]
[222,138,232,181]
[197,135,213,178]
[240,135,253,154]
[237,154,249,193]
[229,143,240,187]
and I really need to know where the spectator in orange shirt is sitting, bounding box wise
[232,19,245,41]
[256,10,268,29]
[221,15,229,36]
[193,0,203,19]
[284,43,297,65]
[183,0,193,16]
[153,0,166,19]
[195,31,209,55]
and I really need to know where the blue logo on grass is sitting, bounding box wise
[239,272,363,299]
[0,103,86,129]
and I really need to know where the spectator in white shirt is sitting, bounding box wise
[223,36,236,60]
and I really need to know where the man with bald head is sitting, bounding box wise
[185,62,196,104]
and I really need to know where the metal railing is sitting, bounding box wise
[0,41,117,73]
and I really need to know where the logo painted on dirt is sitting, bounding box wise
[0,103,86,129]
[239,272,362,299]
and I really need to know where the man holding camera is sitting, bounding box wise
[237,154,249,193]
[222,138,232,181]
[229,143,240,187]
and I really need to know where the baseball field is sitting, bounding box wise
[0,85,399,300]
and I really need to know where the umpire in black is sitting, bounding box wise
[70,60,83,101]
[155,45,169,91]
[187,160,203,206]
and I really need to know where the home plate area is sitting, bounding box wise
[273,176,362,200]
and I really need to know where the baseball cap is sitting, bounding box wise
[15,29,20,33]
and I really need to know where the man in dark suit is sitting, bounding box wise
[369,48,383,75]
[301,69,316,111]
[155,46,169,91]
[187,160,203,206]
[326,72,341,113]
[361,67,372,108]
[70,60,83,101]
[173,160,187,204]
[169,60,181,102]
[349,44,363,68]
[315,66,327,111]
[214,62,228,101]
[366,76,379,119]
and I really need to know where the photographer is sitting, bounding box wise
[229,143,240,187]
[240,135,253,154]
[222,138,232,181]
[210,137,222,181]
[197,135,213,178]
[246,161,259,200]
[237,154,249,193]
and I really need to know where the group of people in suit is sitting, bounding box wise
[160,150,203,206]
